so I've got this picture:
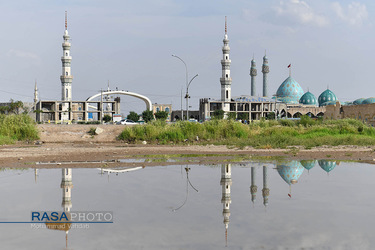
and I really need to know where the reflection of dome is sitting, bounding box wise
[318,160,337,173]
[277,161,304,184]
[362,97,375,104]
[353,98,365,105]
[276,77,304,104]
[318,89,337,107]
[299,91,318,106]
[300,160,316,170]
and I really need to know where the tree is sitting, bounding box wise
[238,113,249,121]
[227,112,236,120]
[9,99,23,114]
[154,111,169,121]
[212,109,224,120]
[142,110,154,123]
[103,114,112,123]
[127,111,140,122]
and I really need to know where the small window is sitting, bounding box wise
[66,72,68,76]
[156,108,160,112]
[226,56,228,60]
[66,90,68,98]
[226,74,228,79]
[226,90,228,99]
[66,169,68,175]
[165,107,170,113]
[66,52,68,56]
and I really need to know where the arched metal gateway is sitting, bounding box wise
[86,90,152,111]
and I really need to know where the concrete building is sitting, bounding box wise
[152,104,172,122]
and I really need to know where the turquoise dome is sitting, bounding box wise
[318,160,336,173]
[353,98,365,105]
[299,91,318,106]
[321,100,339,106]
[277,161,304,185]
[276,77,304,104]
[362,97,375,104]
[318,89,337,107]
[300,160,316,170]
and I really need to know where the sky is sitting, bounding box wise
[0,0,374,115]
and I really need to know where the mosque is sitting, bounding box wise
[199,17,343,121]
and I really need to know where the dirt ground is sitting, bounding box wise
[0,124,374,168]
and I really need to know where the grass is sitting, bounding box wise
[117,117,375,149]
[0,114,39,144]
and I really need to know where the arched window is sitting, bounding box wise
[66,52,68,56]
[226,74,228,79]
[226,90,228,99]
[165,107,170,113]
[66,72,68,76]
[66,90,68,98]
[156,107,160,112]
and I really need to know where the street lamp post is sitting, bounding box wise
[186,74,199,120]
[172,55,188,120]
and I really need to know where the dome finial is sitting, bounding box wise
[288,63,291,77]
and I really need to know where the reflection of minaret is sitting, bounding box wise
[250,167,257,204]
[34,169,38,183]
[262,166,269,207]
[250,57,257,96]
[61,168,73,212]
[220,164,232,247]
[34,81,38,109]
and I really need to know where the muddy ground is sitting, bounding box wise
[0,124,374,168]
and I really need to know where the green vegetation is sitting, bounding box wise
[127,111,140,122]
[154,111,169,121]
[118,116,375,148]
[103,114,112,123]
[212,109,224,119]
[0,114,38,144]
[142,110,154,123]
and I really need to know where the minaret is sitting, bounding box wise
[262,52,269,97]
[250,167,257,204]
[61,11,73,102]
[250,57,257,96]
[34,80,38,104]
[262,166,270,207]
[61,168,73,212]
[220,164,232,247]
[220,16,232,112]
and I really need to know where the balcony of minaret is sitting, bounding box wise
[221,59,231,64]
[220,77,232,85]
[61,56,72,62]
[62,42,71,50]
[60,75,73,82]
[222,46,230,53]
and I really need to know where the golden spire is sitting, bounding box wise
[65,11,68,30]
[225,16,227,34]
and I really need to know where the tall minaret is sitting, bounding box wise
[61,168,73,212]
[262,166,270,207]
[262,52,269,97]
[220,164,232,247]
[61,11,73,102]
[250,57,257,96]
[250,166,257,204]
[220,16,232,112]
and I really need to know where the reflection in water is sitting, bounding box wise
[45,168,73,249]
[262,166,269,207]
[250,167,257,204]
[220,164,232,247]
[300,160,316,173]
[318,160,337,174]
[172,167,199,212]
[277,161,304,198]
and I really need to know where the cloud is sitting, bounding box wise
[274,0,329,27]
[332,2,368,26]
[7,49,39,60]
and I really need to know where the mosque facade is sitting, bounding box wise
[199,17,332,121]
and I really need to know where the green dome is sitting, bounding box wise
[299,91,318,106]
[353,98,365,105]
[318,160,336,173]
[362,97,375,104]
[321,100,339,106]
[276,77,304,104]
[300,160,316,170]
[318,89,337,107]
